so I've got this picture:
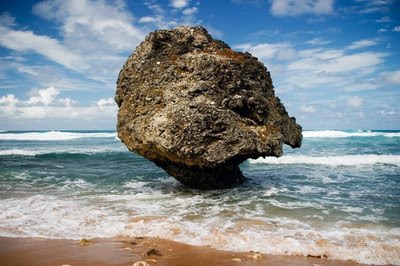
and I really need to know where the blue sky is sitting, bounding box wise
[0,0,399,130]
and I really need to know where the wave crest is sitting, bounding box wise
[249,154,400,166]
[303,130,400,138]
[0,149,38,156]
[0,131,116,141]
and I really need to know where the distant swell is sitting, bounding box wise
[303,130,400,138]
[249,154,400,166]
[0,131,116,141]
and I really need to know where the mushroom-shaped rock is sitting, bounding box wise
[116,26,302,189]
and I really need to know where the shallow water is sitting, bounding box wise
[0,130,399,265]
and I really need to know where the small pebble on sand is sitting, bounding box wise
[247,252,262,260]
[79,239,90,246]
[146,248,162,256]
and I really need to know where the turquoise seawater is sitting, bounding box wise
[0,130,399,264]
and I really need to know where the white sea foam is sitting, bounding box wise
[0,147,125,156]
[0,194,399,265]
[0,131,116,141]
[303,130,400,138]
[249,154,400,166]
[0,195,127,239]
[62,179,95,190]
[263,187,288,197]
[0,149,38,156]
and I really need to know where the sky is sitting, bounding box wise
[0,0,399,130]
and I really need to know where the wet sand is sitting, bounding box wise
[0,236,364,266]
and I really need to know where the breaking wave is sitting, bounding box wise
[249,154,400,166]
[0,131,116,141]
[0,147,126,156]
[0,149,38,156]
[303,130,400,138]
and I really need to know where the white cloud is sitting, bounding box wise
[183,7,198,15]
[14,64,103,92]
[381,70,400,84]
[235,40,387,95]
[355,0,393,14]
[0,26,87,72]
[299,48,341,59]
[0,90,117,121]
[300,104,316,113]
[26,87,59,106]
[59,97,77,107]
[288,51,385,73]
[393,26,400,32]
[0,12,16,27]
[0,0,204,129]
[138,16,157,23]
[305,38,331,46]
[235,42,298,61]
[33,0,145,51]
[95,98,115,106]
[0,94,19,106]
[340,82,377,92]
[347,96,363,108]
[141,2,180,28]
[12,105,117,120]
[0,0,147,89]
[270,0,334,16]
[170,0,189,9]
[0,94,19,117]
[0,0,203,93]
[17,65,40,76]
[346,39,377,50]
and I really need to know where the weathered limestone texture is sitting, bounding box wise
[116,26,302,189]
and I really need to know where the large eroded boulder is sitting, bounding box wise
[116,26,302,189]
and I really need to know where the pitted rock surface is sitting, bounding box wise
[116,26,302,189]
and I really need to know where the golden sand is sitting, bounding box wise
[0,236,366,266]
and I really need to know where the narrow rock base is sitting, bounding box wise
[157,162,245,190]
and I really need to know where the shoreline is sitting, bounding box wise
[0,236,365,266]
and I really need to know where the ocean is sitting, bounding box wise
[0,130,399,265]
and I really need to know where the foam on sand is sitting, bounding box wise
[0,194,399,265]
[0,131,116,141]
[249,154,400,166]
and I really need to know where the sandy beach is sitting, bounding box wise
[0,236,365,266]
